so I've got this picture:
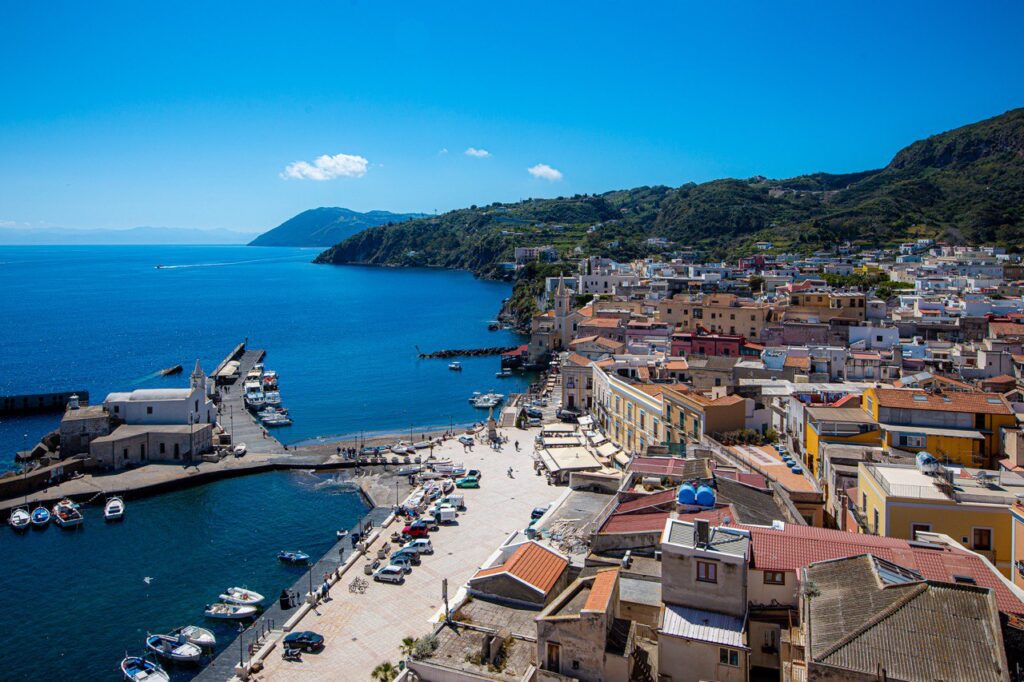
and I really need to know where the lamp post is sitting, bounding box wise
[238,622,245,667]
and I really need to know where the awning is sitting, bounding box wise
[878,423,985,440]
[613,452,631,468]
[577,415,594,428]
[597,442,620,458]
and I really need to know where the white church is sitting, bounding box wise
[103,360,216,426]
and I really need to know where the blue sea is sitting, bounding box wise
[0,245,530,680]
[0,470,368,681]
[0,245,531,466]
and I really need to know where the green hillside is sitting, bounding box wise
[250,207,427,247]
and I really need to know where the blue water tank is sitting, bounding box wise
[695,485,716,507]
[791,465,803,474]
[678,483,697,505]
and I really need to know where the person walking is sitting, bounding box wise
[514,440,520,452]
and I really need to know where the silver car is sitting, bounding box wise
[373,565,406,584]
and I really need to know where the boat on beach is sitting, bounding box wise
[219,586,265,605]
[145,633,203,664]
[203,602,258,620]
[121,655,170,681]
[170,625,216,649]
[277,550,310,564]
[104,496,126,522]
[8,506,30,531]
[30,506,50,527]
[52,499,83,528]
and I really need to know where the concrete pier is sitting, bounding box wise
[217,348,285,454]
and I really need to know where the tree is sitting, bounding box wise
[748,275,764,294]
[372,662,398,682]
[400,637,417,658]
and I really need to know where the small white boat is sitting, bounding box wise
[496,368,512,378]
[262,414,292,427]
[146,633,203,663]
[171,625,216,649]
[121,655,170,682]
[52,499,83,528]
[30,506,50,527]
[219,586,265,605]
[233,443,247,456]
[204,602,258,620]
[336,529,349,539]
[8,506,30,531]
[448,361,463,371]
[104,496,126,522]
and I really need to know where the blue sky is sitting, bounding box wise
[1,1,1022,232]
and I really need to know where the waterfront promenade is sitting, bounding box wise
[250,426,557,681]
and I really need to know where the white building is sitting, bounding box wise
[104,361,216,426]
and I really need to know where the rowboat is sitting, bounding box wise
[219,586,265,605]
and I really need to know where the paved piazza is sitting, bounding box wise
[254,426,560,681]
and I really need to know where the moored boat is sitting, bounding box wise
[448,361,462,371]
[30,506,50,527]
[203,602,258,620]
[277,550,310,564]
[8,506,30,531]
[52,499,83,528]
[495,368,512,378]
[170,625,216,649]
[104,496,126,522]
[219,586,265,605]
[120,655,170,682]
[158,364,183,376]
[145,633,203,664]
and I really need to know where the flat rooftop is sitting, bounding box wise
[868,463,1024,504]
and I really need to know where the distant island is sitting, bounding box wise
[0,225,259,246]
[249,207,428,247]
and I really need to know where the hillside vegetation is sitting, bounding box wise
[250,207,426,247]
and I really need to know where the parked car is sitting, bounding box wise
[403,538,434,555]
[526,418,541,427]
[467,469,482,480]
[391,548,421,565]
[389,554,414,573]
[402,520,431,538]
[283,631,325,652]
[374,565,406,584]
[526,407,543,418]
[455,476,480,489]
[458,435,474,446]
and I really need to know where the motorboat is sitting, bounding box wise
[233,443,247,456]
[336,529,348,539]
[219,586,265,606]
[471,393,504,409]
[262,370,278,389]
[448,361,462,371]
[30,506,50,527]
[263,390,282,406]
[244,390,265,408]
[121,655,170,681]
[170,625,216,649]
[468,391,481,403]
[52,499,84,528]
[145,633,203,664]
[262,414,292,427]
[495,368,512,378]
[203,602,258,620]
[277,550,310,564]
[104,496,126,522]
[390,442,414,455]
[8,506,30,531]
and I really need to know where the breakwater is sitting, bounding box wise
[417,346,517,359]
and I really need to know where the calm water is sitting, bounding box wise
[0,245,531,466]
[0,470,368,681]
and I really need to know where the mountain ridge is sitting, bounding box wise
[249,207,428,247]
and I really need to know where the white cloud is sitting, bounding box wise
[0,220,17,227]
[527,163,563,181]
[464,147,491,158]
[438,148,449,155]
[280,152,368,180]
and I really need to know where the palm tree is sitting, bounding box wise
[371,662,397,682]
[400,636,417,658]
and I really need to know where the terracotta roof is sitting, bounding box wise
[579,317,622,329]
[615,489,677,514]
[784,356,811,370]
[471,541,568,595]
[665,359,689,371]
[740,523,1024,616]
[990,321,1024,337]
[583,568,619,612]
[599,511,672,534]
[564,353,593,367]
[874,388,1012,415]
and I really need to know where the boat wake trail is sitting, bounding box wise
[155,255,306,270]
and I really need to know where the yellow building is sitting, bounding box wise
[1011,502,1024,589]
[591,365,668,455]
[862,387,1016,468]
[657,293,771,340]
[857,462,1024,577]
[782,290,866,323]
[803,406,881,477]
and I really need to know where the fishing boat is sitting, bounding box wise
[104,496,126,522]
[145,633,203,664]
[203,602,258,620]
[262,413,292,427]
[262,371,278,390]
[219,586,265,605]
[170,625,216,649]
[8,506,30,531]
[263,390,282,406]
[52,498,83,528]
[448,361,462,371]
[120,655,170,682]
[30,506,50,527]
[471,392,505,409]
[158,364,183,376]
[277,550,310,564]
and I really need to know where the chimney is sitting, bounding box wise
[695,518,711,548]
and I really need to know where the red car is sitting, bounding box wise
[402,520,431,538]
